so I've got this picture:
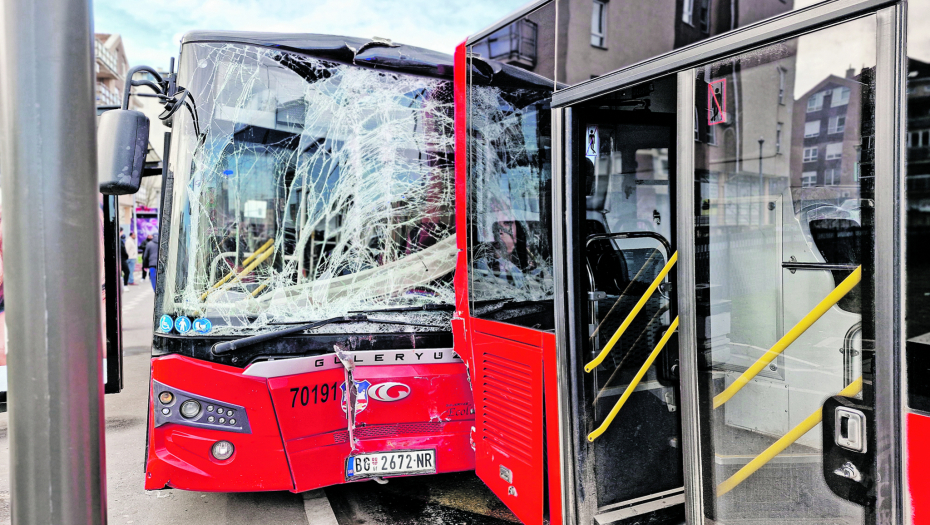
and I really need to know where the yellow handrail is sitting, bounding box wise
[203,245,276,301]
[201,238,275,301]
[588,316,679,442]
[716,376,863,496]
[713,266,861,409]
[585,251,678,373]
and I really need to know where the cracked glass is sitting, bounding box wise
[162,43,455,335]
[466,74,555,330]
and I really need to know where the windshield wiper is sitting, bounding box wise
[211,314,442,355]
[348,304,455,314]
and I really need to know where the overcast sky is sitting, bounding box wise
[94,0,529,69]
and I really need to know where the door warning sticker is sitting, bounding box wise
[708,79,726,126]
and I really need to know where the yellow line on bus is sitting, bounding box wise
[584,251,678,373]
[713,266,861,409]
[587,316,679,442]
[716,377,862,497]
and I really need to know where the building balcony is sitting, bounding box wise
[96,83,120,107]
[470,19,537,70]
[95,39,120,80]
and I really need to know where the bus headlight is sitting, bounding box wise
[212,440,234,461]
[180,399,202,419]
[158,391,174,405]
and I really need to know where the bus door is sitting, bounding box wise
[548,7,904,524]
[558,76,685,525]
[457,22,563,523]
[676,12,897,525]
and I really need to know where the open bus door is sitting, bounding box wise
[461,0,913,523]
[545,5,902,525]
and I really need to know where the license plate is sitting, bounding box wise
[346,449,436,479]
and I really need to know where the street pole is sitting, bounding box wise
[0,0,107,523]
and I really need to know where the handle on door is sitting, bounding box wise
[835,407,867,453]
[822,396,874,507]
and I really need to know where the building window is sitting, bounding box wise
[909,130,930,147]
[698,0,712,34]
[825,168,840,185]
[804,120,821,138]
[682,0,694,25]
[778,67,787,105]
[802,171,817,187]
[591,0,608,48]
[807,92,825,112]
[825,142,844,160]
[803,147,818,162]
[708,124,717,146]
[831,86,851,107]
[828,115,846,134]
[776,123,783,153]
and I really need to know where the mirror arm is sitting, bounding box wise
[121,65,165,109]
[130,79,162,96]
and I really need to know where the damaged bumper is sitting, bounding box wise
[145,351,475,492]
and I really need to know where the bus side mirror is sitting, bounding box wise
[98,109,150,195]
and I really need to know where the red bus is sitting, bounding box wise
[452,1,930,524]
[95,0,930,522]
[99,33,473,493]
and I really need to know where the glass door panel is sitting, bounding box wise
[570,76,685,524]
[693,15,877,524]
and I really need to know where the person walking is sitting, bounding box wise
[139,234,152,281]
[125,231,138,285]
[120,234,130,287]
[143,233,158,292]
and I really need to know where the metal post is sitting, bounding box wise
[0,0,106,523]
[676,69,704,525]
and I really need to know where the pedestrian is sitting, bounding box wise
[120,234,130,287]
[125,231,138,285]
[139,234,151,280]
[143,233,158,292]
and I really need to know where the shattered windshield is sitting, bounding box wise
[162,42,455,335]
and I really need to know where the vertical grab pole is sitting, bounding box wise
[0,0,107,523]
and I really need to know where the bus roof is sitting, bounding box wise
[181,31,455,81]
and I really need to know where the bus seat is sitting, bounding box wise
[809,218,863,313]
[585,220,630,296]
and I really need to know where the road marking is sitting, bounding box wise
[302,490,338,525]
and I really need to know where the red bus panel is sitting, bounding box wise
[472,319,546,525]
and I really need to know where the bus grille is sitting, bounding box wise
[479,352,533,464]
[333,421,444,444]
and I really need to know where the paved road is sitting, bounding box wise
[0,276,516,524]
